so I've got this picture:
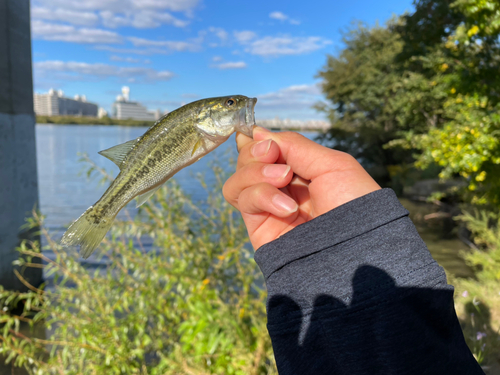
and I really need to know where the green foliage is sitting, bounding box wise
[415,96,500,204]
[405,0,500,205]
[452,0,500,39]
[0,157,276,374]
[460,210,500,282]
[317,0,500,205]
[316,20,415,187]
[451,210,500,366]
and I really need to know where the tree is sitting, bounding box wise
[316,21,415,190]
[317,0,500,204]
[397,0,500,204]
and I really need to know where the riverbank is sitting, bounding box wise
[36,116,331,132]
[36,115,153,127]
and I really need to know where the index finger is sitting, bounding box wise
[235,127,281,171]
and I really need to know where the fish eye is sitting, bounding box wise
[225,98,236,107]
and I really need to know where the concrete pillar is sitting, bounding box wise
[0,0,42,290]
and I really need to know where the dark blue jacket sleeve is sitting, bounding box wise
[254,189,483,375]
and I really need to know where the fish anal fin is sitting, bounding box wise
[136,185,162,208]
[98,137,140,169]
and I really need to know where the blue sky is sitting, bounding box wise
[32,0,415,120]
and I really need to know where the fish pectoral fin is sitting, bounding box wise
[98,137,141,169]
[136,185,162,208]
[191,138,204,156]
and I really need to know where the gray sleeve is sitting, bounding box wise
[254,188,483,375]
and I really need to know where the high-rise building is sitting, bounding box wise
[112,86,159,121]
[98,107,108,118]
[34,89,98,117]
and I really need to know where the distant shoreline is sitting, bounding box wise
[35,115,330,132]
[36,115,153,127]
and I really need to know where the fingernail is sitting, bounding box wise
[272,194,298,213]
[263,164,290,179]
[251,139,272,157]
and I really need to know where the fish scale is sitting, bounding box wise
[61,95,257,259]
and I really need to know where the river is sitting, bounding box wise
[35,124,472,278]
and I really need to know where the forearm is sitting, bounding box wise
[254,189,483,375]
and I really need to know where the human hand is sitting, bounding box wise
[223,127,381,250]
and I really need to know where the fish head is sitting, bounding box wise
[195,95,257,139]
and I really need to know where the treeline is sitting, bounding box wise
[317,0,500,366]
[317,0,500,204]
[36,115,154,127]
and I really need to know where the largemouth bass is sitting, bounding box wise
[61,95,257,258]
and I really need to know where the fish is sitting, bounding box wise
[61,95,257,259]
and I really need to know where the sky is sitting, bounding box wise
[31,0,415,120]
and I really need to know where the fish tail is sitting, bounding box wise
[60,206,114,259]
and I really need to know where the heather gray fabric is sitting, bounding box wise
[254,189,483,375]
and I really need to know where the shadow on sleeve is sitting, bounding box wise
[267,265,485,375]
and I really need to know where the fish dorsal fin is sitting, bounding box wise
[136,184,162,208]
[98,138,140,168]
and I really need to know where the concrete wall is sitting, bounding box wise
[0,0,42,290]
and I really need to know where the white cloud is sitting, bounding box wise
[261,84,321,97]
[128,36,201,52]
[94,45,160,55]
[212,61,247,70]
[234,30,257,43]
[32,0,121,12]
[269,11,288,21]
[245,36,331,57]
[98,11,128,28]
[31,0,196,29]
[258,83,322,109]
[253,83,326,120]
[208,27,229,42]
[269,11,300,25]
[130,0,199,12]
[212,56,223,62]
[100,10,188,29]
[233,30,330,58]
[32,7,98,26]
[110,55,143,63]
[32,20,122,44]
[35,60,174,82]
[33,0,199,13]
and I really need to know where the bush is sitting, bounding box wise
[452,210,500,367]
[0,157,276,375]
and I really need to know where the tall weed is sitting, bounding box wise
[0,156,276,375]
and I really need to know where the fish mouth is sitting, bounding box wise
[237,97,257,138]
